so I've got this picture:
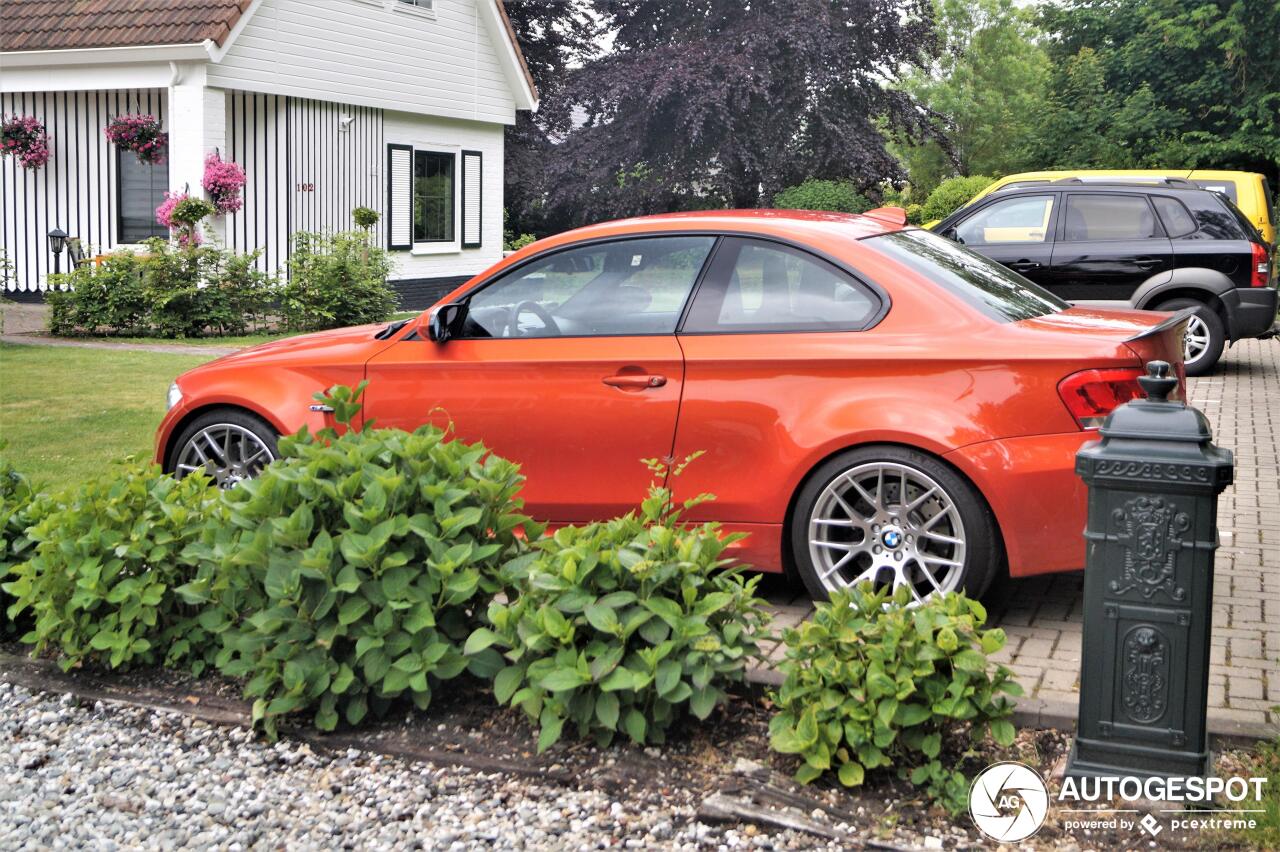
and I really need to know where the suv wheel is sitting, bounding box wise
[789,445,1001,604]
[1155,298,1224,376]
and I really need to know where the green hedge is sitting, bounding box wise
[918,175,995,224]
[773,179,873,215]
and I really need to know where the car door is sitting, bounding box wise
[1048,193,1174,302]
[670,237,883,527]
[947,193,1058,288]
[362,235,717,522]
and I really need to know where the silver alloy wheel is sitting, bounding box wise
[1183,314,1210,364]
[807,461,967,603]
[176,423,275,489]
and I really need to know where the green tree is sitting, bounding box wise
[894,0,1050,196]
[1037,0,1280,183]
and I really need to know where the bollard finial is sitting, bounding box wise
[1138,360,1178,403]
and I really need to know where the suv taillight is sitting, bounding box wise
[1058,367,1146,430]
[1251,241,1270,287]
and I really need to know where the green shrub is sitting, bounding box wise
[43,240,279,338]
[46,253,149,336]
[177,383,536,738]
[170,197,216,229]
[281,231,397,331]
[2,463,221,670]
[769,583,1021,815]
[918,175,994,224]
[773,179,873,215]
[471,459,770,751]
[0,442,39,634]
[352,206,379,230]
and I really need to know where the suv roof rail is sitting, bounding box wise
[1048,176,1199,189]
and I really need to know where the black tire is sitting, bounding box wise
[788,445,1001,603]
[1155,297,1224,377]
[167,408,279,488]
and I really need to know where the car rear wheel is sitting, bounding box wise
[1155,297,1224,377]
[789,446,1001,604]
[169,409,278,489]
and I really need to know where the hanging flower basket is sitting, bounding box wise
[104,113,168,164]
[202,151,246,214]
[1,114,51,170]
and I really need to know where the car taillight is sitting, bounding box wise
[1251,241,1270,287]
[1058,367,1146,430]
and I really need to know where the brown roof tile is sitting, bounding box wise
[0,0,254,52]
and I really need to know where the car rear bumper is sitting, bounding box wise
[945,430,1094,578]
[1222,286,1279,341]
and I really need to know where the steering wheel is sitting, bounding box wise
[507,300,561,337]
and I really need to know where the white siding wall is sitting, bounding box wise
[208,0,518,126]
[384,109,504,281]
[0,89,166,292]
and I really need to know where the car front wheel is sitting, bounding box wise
[169,409,279,489]
[789,446,1001,603]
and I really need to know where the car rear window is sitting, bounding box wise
[1192,179,1239,203]
[863,229,1067,322]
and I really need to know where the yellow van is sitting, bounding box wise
[955,170,1276,245]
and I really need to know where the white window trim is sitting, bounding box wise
[409,145,460,253]
[392,0,436,20]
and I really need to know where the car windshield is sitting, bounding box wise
[864,229,1067,322]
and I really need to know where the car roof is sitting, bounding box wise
[539,208,907,248]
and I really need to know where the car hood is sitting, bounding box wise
[206,322,400,367]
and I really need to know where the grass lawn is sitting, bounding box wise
[0,343,212,493]
[99,333,285,348]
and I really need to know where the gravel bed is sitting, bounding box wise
[0,681,853,850]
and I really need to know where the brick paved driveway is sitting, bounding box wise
[757,337,1279,738]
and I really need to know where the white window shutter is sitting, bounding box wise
[387,144,412,250]
[461,150,482,248]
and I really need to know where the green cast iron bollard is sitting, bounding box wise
[1066,360,1233,780]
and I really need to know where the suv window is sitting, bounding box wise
[682,238,878,333]
[1151,196,1197,238]
[461,236,715,338]
[954,195,1055,245]
[865,229,1067,323]
[1063,194,1160,241]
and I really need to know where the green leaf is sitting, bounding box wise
[338,597,371,626]
[595,691,620,730]
[953,649,987,672]
[689,686,717,720]
[990,719,1016,746]
[464,627,503,656]
[537,710,565,753]
[837,761,865,787]
[655,660,681,697]
[493,666,524,705]
[622,708,647,744]
[921,732,941,758]
[540,668,587,692]
[584,604,621,635]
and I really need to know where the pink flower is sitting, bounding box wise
[2,114,50,170]
[104,114,167,164]
[155,191,186,229]
[202,151,246,214]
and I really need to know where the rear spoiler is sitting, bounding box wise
[1125,307,1194,342]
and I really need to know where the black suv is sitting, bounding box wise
[932,179,1277,374]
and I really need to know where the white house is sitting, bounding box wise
[0,0,537,307]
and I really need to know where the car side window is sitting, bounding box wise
[1151,196,1198,238]
[681,238,878,333]
[1062,194,1161,241]
[954,195,1055,245]
[459,236,715,338]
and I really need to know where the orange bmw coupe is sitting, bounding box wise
[156,208,1187,601]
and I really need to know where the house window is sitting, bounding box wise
[117,149,169,243]
[396,0,433,11]
[414,151,454,243]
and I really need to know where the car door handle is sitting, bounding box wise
[602,374,667,389]
[1008,260,1041,271]
[1134,257,1162,269]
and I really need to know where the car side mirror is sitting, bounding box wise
[428,302,465,343]
[940,226,958,241]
